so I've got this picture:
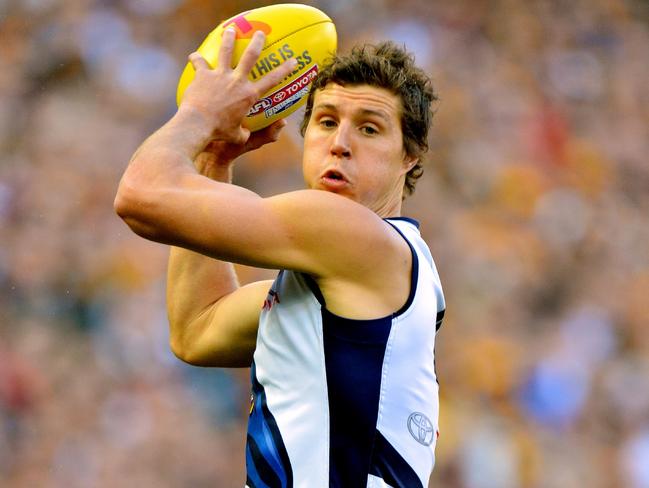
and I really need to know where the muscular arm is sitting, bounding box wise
[115,34,395,276]
[166,123,285,367]
[167,260,271,367]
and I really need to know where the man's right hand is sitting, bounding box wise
[179,28,297,146]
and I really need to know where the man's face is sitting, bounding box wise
[302,83,416,215]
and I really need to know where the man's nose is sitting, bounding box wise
[330,125,351,158]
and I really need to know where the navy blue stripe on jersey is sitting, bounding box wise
[385,220,419,317]
[247,435,282,487]
[436,309,445,331]
[369,430,424,488]
[246,362,293,488]
[322,309,392,487]
[386,216,420,229]
[322,307,393,343]
[246,474,258,488]
[302,273,325,306]
[245,442,263,488]
[434,311,445,386]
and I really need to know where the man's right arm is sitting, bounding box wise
[166,122,286,368]
[167,245,271,367]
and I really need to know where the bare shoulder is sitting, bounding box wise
[266,189,407,278]
[266,190,413,318]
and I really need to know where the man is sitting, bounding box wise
[115,28,445,488]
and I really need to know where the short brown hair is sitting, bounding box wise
[300,41,437,196]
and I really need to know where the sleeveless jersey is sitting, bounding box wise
[245,217,445,488]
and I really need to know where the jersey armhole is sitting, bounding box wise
[300,220,419,319]
[384,220,419,317]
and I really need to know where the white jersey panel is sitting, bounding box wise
[367,474,395,487]
[376,219,444,487]
[251,271,330,487]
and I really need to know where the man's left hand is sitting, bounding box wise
[194,119,287,180]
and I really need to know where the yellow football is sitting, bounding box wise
[176,3,337,131]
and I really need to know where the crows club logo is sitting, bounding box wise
[407,412,435,446]
[262,289,280,311]
[222,12,272,39]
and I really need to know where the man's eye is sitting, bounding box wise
[320,119,337,128]
[361,126,378,135]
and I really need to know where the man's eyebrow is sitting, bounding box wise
[313,103,339,113]
[358,108,391,122]
[313,104,392,122]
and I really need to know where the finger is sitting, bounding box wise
[235,30,266,75]
[189,51,212,71]
[267,118,288,141]
[232,126,251,146]
[217,27,237,71]
[246,119,287,150]
[256,58,298,95]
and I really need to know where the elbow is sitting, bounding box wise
[114,178,161,240]
[168,325,201,365]
[170,336,192,364]
[169,335,207,366]
[114,177,142,222]
[168,328,246,367]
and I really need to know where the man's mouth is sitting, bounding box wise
[324,170,344,181]
[320,169,349,190]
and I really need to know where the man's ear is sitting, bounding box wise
[402,155,419,174]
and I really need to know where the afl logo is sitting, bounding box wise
[407,412,435,446]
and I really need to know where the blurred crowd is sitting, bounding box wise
[0,0,647,486]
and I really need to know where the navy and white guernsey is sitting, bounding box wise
[245,218,445,488]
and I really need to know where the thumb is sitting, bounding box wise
[245,119,287,151]
[269,119,288,140]
[233,126,251,146]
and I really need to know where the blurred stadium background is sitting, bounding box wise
[1,0,648,486]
